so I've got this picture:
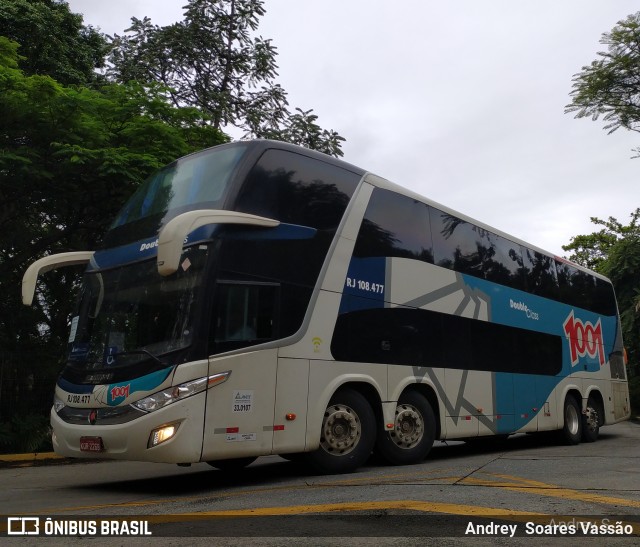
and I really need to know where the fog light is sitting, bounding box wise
[149,423,179,448]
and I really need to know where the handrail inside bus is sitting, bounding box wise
[22,251,95,306]
[157,209,280,276]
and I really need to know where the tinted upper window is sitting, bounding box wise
[234,149,360,230]
[555,260,616,315]
[431,209,524,289]
[522,248,560,299]
[354,188,433,262]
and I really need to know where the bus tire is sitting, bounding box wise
[375,391,436,465]
[305,388,376,474]
[582,395,601,443]
[207,457,257,471]
[561,395,582,445]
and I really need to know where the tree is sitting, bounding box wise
[562,210,640,270]
[563,210,640,376]
[566,12,640,157]
[0,36,228,450]
[0,0,108,86]
[258,108,345,158]
[108,0,345,156]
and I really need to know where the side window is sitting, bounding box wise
[522,248,559,299]
[556,260,590,310]
[353,188,433,262]
[212,282,279,351]
[431,209,524,288]
[593,278,617,316]
[485,234,525,289]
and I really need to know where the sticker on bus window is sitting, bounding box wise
[68,316,79,343]
[232,390,253,413]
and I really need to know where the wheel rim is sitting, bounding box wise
[584,406,598,433]
[320,404,361,455]
[390,403,424,449]
[566,402,580,436]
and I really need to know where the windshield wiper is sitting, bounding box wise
[112,349,169,367]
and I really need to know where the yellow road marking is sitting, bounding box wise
[460,472,640,509]
[179,499,540,518]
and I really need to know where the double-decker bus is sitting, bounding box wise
[22,140,630,474]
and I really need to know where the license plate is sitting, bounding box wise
[80,436,104,453]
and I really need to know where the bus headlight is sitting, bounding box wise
[132,371,231,413]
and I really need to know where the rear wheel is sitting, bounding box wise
[582,395,601,443]
[375,391,436,465]
[207,457,257,471]
[304,388,376,474]
[561,395,582,445]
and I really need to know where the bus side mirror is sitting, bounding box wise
[156,209,280,276]
[22,251,94,306]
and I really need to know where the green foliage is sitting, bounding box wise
[257,108,346,158]
[563,210,640,375]
[562,210,640,270]
[0,0,108,86]
[108,0,345,156]
[0,0,345,454]
[628,375,640,417]
[0,414,52,454]
[566,12,640,157]
[0,37,228,452]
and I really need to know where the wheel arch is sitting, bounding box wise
[559,385,583,425]
[306,376,384,451]
[335,380,384,431]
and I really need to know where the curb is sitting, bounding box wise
[0,452,64,468]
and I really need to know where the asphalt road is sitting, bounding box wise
[2,420,640,545]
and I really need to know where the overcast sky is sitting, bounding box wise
[67,0,639,256]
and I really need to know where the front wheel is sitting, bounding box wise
[561,395,582,445]
[375,391,436,465]
[304,388,376,474]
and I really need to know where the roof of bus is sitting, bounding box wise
[191,139,367,176]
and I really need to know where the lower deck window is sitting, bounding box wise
[212,282,279,352]
[331,302,562,375]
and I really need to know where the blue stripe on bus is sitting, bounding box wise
[340,257,386,313]
[57,366,174,398]
[88,223,316,271]
[105,366,174,406]
[461,273,617,375]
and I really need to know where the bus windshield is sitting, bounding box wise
[109,143,247,230]
[67,246,208,373]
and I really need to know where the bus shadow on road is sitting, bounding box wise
[70,429,622,496]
